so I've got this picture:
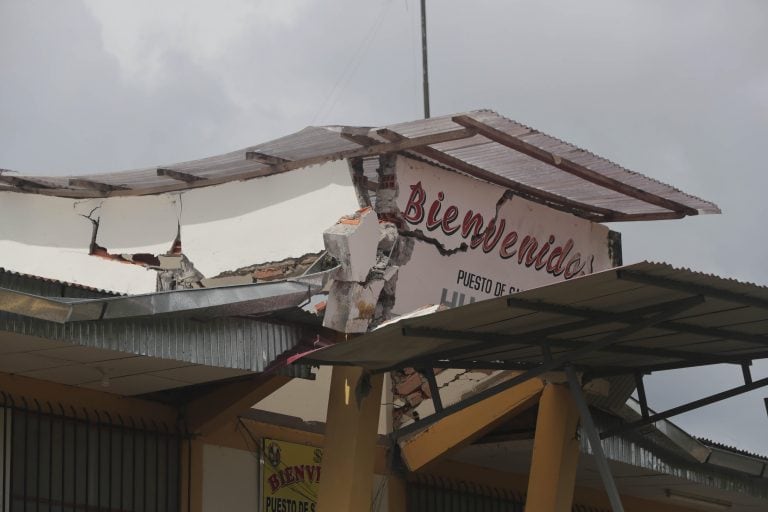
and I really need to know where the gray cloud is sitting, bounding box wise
[2,0,768,452]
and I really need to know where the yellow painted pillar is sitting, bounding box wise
[525,383,580,512]
[317,366,384,512]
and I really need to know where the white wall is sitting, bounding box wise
[255,367,392,435]
[202,444,260,512]
[0,161,358,293]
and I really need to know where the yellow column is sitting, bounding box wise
[317,366,384,512]
[525,383,580,512]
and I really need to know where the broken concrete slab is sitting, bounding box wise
[323,207,379,283]
[322,278,386,333]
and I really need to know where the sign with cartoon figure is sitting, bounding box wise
[261,438,322,512]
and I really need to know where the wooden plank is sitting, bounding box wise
[399,376,543,471]
[340,132,380,147]
[453,115,699,216]
[18,128,478,199]
[375,128,613,222]
[185,374,291,436]
[0,175,56,189]
[245,151,290,165]
[68,178,130,194]
[608,211,686,222]
[157,168,207,183]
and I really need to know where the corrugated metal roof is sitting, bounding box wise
[301,261,768,374]
[699,438,768,462]
[585,414,768,499]
[0,311,312,378]
[0,267,121,298]
[0,110,719,222]
[0,279,315,323]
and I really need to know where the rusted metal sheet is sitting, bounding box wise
[0,110,719,221]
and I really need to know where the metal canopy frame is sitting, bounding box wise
[300,264,768,512]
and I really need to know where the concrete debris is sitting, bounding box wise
[323,278,386,333]
[406,391,423,408]
[390,367,507,428]
[214,252,326,281]
[157,254,205,291]
[157,255,183,270]
[395,372,423,396]
[323,207,379,283]
[200,275,254,288]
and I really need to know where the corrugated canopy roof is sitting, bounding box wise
[0,110,719,222]
[301,262,768,376]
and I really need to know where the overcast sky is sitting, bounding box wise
[2,1,768,453]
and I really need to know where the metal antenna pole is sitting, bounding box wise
[420,0,430,118]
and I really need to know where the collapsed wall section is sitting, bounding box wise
[0,161,359,294]
[320,153,620,427]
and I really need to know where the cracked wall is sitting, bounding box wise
[0,160,359,293]
[321,154,616,334]
[317,153,620,427]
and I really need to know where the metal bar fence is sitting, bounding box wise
[0,394,183,512]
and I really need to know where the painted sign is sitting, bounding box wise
[392,157,615,314]
[261,438,322,512]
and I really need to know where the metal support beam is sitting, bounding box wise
[421,368,443,412]
[507,295,768,348]
[397,294,723,370]
[618,269,768,311]
[601,375,768,440]
[565,366,625,512]
[401,324,727,371]
[592,350,768,378]
[742,363,753,385]
[392,296,702,439]
[634,373,649,419]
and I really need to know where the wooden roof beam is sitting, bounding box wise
[375,128,612,222]
[68,178,130,194]
[157,168,207,183]
[452,115,698,217]
[245,151,290,165]
[0,175,56,189]
[340,131,380,147]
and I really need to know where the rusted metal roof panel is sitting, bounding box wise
[1,110,719,221]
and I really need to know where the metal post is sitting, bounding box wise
[422,369,443,412]
[565,366,625,512]
[634,373,649,419]
[420,0,430,119]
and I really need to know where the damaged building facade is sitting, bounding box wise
[1,110,767,512]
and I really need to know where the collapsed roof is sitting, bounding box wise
[0,110,719,222]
